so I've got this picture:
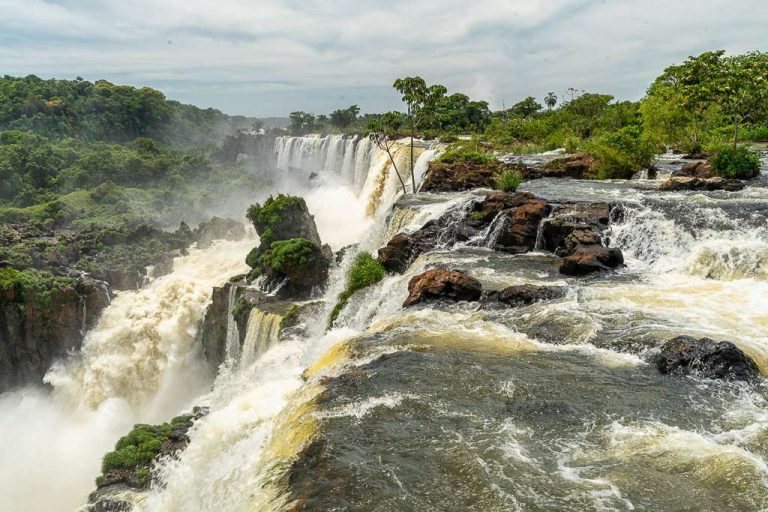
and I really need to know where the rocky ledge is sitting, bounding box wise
[0,270,111,392]
[377,191,623,277]
[84,408,208,512]
[659,176,745,192]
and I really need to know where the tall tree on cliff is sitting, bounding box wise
[368,111,408,194]
[393,77,447,192]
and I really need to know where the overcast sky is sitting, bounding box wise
[0,0,765,117]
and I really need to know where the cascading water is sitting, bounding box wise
[239,308,283,368]
[0,239,253,512]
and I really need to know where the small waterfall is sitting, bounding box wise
[224,285,241,362]
[239,308,282,368]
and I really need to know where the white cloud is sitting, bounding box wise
[0,0,765,115]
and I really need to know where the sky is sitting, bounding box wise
[0,0,765,117]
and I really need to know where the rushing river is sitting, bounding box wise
[1,138,767,512]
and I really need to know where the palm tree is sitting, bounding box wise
[545,92,557,111]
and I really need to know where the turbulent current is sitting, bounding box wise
[2,138,768,512]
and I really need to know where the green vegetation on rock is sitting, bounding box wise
[329,253,386,327]
[711,145,761,179]
[494,170,523,192]
[436,147,493,166]
[101,415,191,473]
[246,195,305,247]
[261,238,317,272]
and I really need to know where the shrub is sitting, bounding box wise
[101,415,191,473]
[436,147,493,166]
[245,246,261,268]
[711,146,761,179]
[494,170,523,192]
[260,238,317,272]
[469,211,484,222]
[581,125,656,179]
[328,252,386,327]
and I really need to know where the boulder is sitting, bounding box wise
[194,217,246,248]
[531,153,595,179]
[485,200,551,253]
[559,245,624,275]
[682,152,712,160]
[656,336,760,381]
[673,160,715,179]
[541,203,611,256]
[247,195,323,252]
[659,176,745,192]
[495,285,566,306]
[246,195,330,298]
[403,269,482,307]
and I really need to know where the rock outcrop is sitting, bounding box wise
[492,284,567,307]
[656,336,760,381]
[0,271,111,392]
[659,176,745,192]
[523,153,595,180]
[403,269,482,307]
[673,160,715,179]
[378,192,623,277]
[245,195,332,298]
[420,161,526,192]
[560,245,625,275]
[84,409,207,512]
[193,216,246,248]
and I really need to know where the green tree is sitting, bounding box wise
[368,112,408,194]
[545,92,557,111]
[288,111,317,135]
[329,105,360,129]
[393,76,447,192]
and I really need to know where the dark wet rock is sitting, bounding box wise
[682,152,712,160]
[485,199,551,253]
[193,216,246,248]
[493,285,567,307]
[525,153,595,180]
[541,203,611,256]
[377,215,462,274]
[420,161,526,192]
[403,269,482,307]
[656,336,760,381]
[0,275,111,392]
[559,245,624,275]
[659,176,745,192]
[673,160,715,179]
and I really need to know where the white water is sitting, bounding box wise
[0,239,252,512]
[0,134,442,512]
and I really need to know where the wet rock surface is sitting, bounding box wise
[659,176,745,192]
[656,336,760,381]
[403,269,482,307]
[560,245,625,275]
[378,191,623,278]
[0,275,111,392]
[522,153,596,180]
[492,284,567,307]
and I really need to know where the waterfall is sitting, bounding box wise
[239,308,283,368]
[273,135,439,219]
[0,239,252,512]
[224,285,241,363]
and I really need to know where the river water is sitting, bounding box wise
[1,138,767,511]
